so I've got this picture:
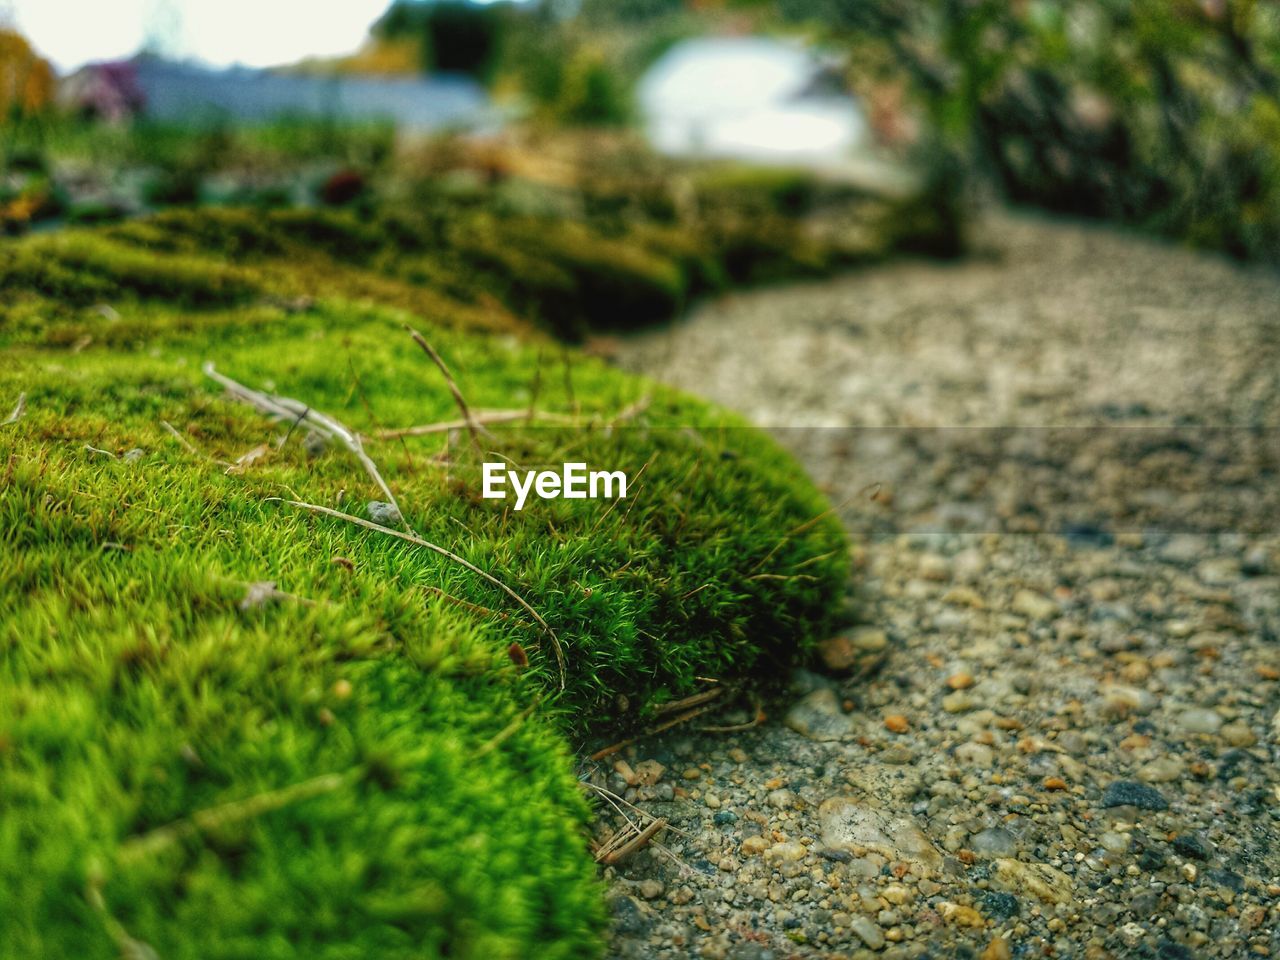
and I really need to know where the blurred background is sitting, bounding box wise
[0,0,1276,264]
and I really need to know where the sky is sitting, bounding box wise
[0,0,446,71]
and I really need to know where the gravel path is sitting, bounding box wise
[596,211,1280,959]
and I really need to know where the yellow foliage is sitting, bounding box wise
[285,38,423,78]
[0,29,55,116]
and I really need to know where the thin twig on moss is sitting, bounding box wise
[271,498,567,689]
[421,584,535,631]
[595,815,668,865]
[84,860,156,960]
[608,395,652,427]
[650,686,724,716]
[475,695,543,757]
[204,362,419,539]
[747,487,869,576]
[116,770,357,865]
[2,393,26,427]
[588,702,719,762]
[374,409,577,440]
[159,419,197,454]
[376,395,647,442]
[404,325,486,450]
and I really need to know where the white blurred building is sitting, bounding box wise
[637,36,868,166]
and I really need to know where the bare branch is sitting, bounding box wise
[271,498,566,689]
[159,419,197,454]
[375,409,576,441]
[404,325,486,449]
[2,392,26,427]
[117,770,356,865]
[204,362,419,539]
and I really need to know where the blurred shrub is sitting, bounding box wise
[500,22,633,128]
[0,234,258,306]
[0,29,55,120]
[374,0,509,80]
[547,48,633,127]
[773,0,1280,261]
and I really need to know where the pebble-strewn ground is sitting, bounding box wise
[600,211,1280,959]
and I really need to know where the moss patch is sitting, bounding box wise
[1,199,849,958]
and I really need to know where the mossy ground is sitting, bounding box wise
[1,183,852,957]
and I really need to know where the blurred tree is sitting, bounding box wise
[0,28,54,119]
[578,0,686,24]
[373,0,510,81]
[758,0,1280,262]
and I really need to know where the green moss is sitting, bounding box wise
[0,233,260,308]
[0,207,849,958]
[691,166,820,217]
[0,148,954,354]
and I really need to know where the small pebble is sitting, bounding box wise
[367,500,402,526]
[1102,781,1169,811]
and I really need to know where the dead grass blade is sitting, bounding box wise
[117,769,357,865]
[374,409,577,441]
[594,815,668,865]
[404,325,485,449]
[2,393,26,427]
[159,419,197,454]
[271,498,567,689]
[609,394,652,426]
[475,695,543,757]
[588,702,719,762]
[650,686,724,716]
[204,362,419,539]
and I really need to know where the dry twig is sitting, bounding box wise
[404,325,486,449]
[271,498,567,689]
[588,702,720,762]
[594,815,668,865]
[651,686,724,716]
[159,419,197,454]
[475,695,543,757]
[117,770,357,865]
[609,394,652,427]
[700,697,767,733]
[2,393,26,427]
[374,409,577,441]
[204,362,418,538]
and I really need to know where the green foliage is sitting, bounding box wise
[786,0,1280,261]
[0,196,850,957]
[14,116,395,188]
[0,152,940,344]
[374,0,510,80]
[0,233,260,308]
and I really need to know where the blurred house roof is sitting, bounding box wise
[62,57,497,130]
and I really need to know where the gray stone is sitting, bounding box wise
[1102,781,1169,811]
[1137,757,1185,783]
[1175,708,1223,735]
[367,500,402,526]
[817,797,942,874]
[1012,588,1059,621]
[785,688,854,741]
[971,827,1019,857]
[849,915,885,951]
